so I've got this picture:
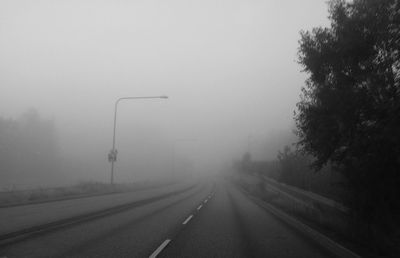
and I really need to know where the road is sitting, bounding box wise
[0,178,335,257]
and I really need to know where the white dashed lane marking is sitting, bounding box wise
[149,239,171,258]
[182,215,193,225]
[149,193,213,257]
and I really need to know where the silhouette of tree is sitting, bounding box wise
[296,0,399,254]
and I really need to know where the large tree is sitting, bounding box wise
[296,0,399,253]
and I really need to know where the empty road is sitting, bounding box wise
[0,178,335,257]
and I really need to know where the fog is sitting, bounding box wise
[0,0,329,188]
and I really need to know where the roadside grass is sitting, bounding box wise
[0,180,173,207]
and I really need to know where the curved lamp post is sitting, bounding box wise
[109,95,168,184]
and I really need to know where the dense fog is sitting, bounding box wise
[0,1,329,188]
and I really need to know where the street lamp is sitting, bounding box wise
[109,95,168,185]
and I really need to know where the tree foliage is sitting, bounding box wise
[296,0,400,253]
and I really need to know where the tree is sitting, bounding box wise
[296,0,399,254]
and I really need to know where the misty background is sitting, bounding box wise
[0,0,329,188]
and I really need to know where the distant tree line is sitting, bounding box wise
[235,148,346,202]
[0,108,59,188]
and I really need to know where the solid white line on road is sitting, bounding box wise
[197,204,203,210]
[149,239,171,258]
[204,199,208,203]
[182,215,193,225]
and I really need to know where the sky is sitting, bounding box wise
[0,0,331,185]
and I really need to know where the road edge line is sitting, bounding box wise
[0,184,197,245]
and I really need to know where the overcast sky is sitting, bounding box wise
[0,0,330,184]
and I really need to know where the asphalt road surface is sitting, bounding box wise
[0,178,335,257]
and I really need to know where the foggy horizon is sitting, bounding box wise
[1,0,329,187]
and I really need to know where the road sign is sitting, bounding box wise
[108,149,118,162]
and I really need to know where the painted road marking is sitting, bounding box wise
[197,204,203,210]
[149,239,171,258]
[182,215,193,225]
[204,199,208,203]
